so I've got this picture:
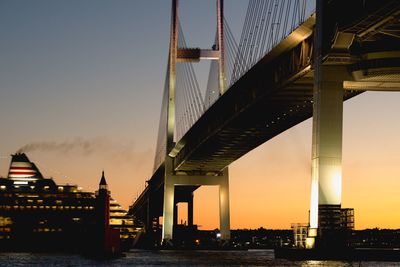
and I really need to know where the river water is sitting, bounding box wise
[0,249,399,266]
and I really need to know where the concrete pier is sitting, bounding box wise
[162,156,230,242]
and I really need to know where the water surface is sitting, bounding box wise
[1,249,399,266]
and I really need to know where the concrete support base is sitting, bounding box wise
[317,204,346,249]
[318,204,341,232]
[162,156,230,243]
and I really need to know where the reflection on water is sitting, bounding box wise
[0,250,399,267]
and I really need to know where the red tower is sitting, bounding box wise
[95,171,121,257]
[98,171,110,232]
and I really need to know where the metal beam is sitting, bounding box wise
[217,0,226,95]
[177,48,220,62]
[344,81,400,91]
[167,0,178,152]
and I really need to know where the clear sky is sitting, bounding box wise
[1,0,400,231]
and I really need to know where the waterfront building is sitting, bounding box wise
[291,223,308,248]
[292,207,355,249]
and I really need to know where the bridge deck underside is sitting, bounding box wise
[175,75,314,172]
[173,16,319,172]
[174,74,358,172]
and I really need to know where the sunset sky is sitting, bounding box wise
[1,0,400,231]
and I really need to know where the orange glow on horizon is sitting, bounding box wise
[1,94,400,231]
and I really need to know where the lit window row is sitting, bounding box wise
[1,199,93,206]
[33,228,63,233]
[0,205,94,210]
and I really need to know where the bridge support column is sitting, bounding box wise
[308,64,346,249]
[219,168,230,240]
[162,156,175,242]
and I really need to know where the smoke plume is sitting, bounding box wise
[16,137,148,163]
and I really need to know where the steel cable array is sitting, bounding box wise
[155,0,310,170]
[231,0,307,84]
[205,19,241,110]
[154,24,206,170]
[175,24,205,141]
[153,68,169,171]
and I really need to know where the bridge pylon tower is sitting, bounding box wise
[162,0,230,244]
[307,0,355,249]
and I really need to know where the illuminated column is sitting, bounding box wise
[167,0,178,152]
[219,168,230,240]
[309,63,344,241]
[308,0,346,248]
[162,181,174,241]
[217,0,226,95]
[163,0,178,244]
[162,157,175,242]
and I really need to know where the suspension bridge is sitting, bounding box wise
[129,0,400,248]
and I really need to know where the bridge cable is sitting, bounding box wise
[232,0,253,82]
[174,23,205,141]
[234,0,256,80]
[153,66,169,171]
[232,0,310,84]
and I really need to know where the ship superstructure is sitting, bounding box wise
[0,153,138,251]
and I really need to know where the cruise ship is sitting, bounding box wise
[0,153,140,251]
